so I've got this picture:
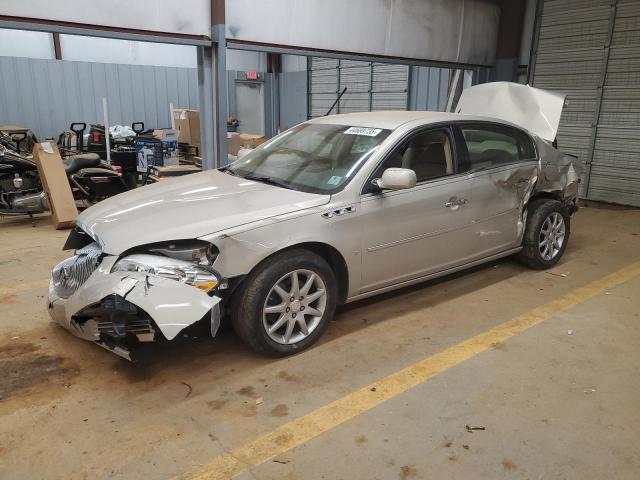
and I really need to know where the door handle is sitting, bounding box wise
[444,197,468,208]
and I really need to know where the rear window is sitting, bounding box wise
[459,125,536,172]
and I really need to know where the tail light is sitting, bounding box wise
[113,165,123,175]
[92,132,101,143]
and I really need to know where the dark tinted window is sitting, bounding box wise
[460,125,536,172]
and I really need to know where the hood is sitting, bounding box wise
[77,170,330,254]
[455,82,566,142]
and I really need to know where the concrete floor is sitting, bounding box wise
[1,204,639,480]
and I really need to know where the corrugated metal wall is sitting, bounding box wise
[531,0,640,206]
[407,66,453,111]
[0,56,199,140]
[308,58,410,118]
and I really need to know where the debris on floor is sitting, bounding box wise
[181,382,193,398]
[465,425,486,433]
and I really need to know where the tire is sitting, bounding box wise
[231,249,337,357]
[517,198,571,270]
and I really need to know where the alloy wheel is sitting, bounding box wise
[539,212,566,261]
[262,269,327,345]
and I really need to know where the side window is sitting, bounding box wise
[372,128,454,184]
[515,130,536,160]
[460,126,536,172]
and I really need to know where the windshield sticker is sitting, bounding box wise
[344,127,382,137]
[327,175,343,185]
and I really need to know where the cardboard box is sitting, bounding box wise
[172,109,201,147]
[239,133,267,149]
[227,132,242,157]
[153,129,179,142]
[32,142,78,229]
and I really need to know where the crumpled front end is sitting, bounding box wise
[47,246,221,360]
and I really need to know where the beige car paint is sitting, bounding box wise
[48,88,582,356]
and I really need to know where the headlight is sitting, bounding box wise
[148,240,218,266]
[112,254,220,293]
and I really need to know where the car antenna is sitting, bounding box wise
[324,87,347,116]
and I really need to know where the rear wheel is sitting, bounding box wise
[232,249,337,357]
[517,199,570,269]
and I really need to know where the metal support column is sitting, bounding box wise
[211,0,228,167]
[197,0,227,170]
[197,45,216,170]
[213,23,228,167]
[527,0,544,85]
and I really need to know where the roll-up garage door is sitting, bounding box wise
[530,0,640,206]
[308,58,409,119]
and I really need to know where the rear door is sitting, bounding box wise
[454,122,539,260]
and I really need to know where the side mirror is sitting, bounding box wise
[374,168,417,191]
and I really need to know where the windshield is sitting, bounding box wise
[226,124,391,194]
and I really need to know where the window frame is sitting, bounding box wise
[361,123,461,195]
[452,121,539,174]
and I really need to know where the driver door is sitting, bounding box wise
[358,127,475,293]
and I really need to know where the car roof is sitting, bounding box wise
[306,110,511,130]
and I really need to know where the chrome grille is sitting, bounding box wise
[51,242,102,299]
[97,317,154,337]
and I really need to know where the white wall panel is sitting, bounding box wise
[227,0,499,66]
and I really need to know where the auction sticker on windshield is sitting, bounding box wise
[344,127,382,136]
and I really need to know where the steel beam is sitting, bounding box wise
[227,40,491,70]
[0,16,212,46]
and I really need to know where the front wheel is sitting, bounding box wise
[232,249,337,357]
[517,199,571,269]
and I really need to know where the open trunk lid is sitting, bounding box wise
[455,82,566,142]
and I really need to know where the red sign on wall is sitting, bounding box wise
[246,70,258,80]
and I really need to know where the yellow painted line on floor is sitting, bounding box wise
[175,260,640,480]
[0,279,49,296]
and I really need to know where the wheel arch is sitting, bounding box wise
[528,190,579,215]
[279,242,350,304]
[228,241,350,305]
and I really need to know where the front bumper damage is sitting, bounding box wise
[47,256,221,360]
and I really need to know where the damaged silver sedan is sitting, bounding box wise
[48,82,582,360]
